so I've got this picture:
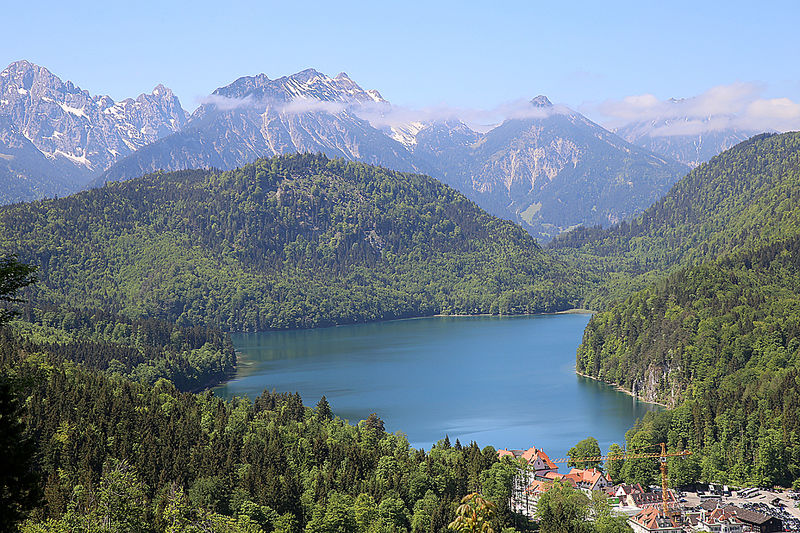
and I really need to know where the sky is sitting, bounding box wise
[2,0,800,130]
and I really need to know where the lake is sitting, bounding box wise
[213,313,660,460]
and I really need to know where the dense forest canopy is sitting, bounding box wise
[0,155,599,531]
[0,153,592,332]
[0,326,523,532]
[551,132,800,307]
[574,132,800,489]
[6,131,800,529]
[11,303,235,392]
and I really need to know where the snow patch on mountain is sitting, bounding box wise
[0,60,189,199]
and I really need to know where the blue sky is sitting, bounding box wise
[3,0,799,125]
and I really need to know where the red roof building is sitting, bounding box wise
[628,507,683,533]
[628,490,677,510]
[496,446,559,478]
[694,507,744,533]
[562,467,613,492]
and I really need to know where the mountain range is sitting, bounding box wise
[615,117,756,168]
[567,131,800,487]
[2,70,800,525]
[1,60,696,239]
[0,153,590,330]
[0,60,187,202]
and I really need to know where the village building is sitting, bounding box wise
[562,467,613,493]
[699,503,783,533]
[526,479,555,499]
[498,445,560,502]
[692,507,744,533]
[628,507,683,533]
[628,489,678,510]
[499,446,561,519]
[512,479,554,517]
[601,483,647,514]
[497,446,559,477]
[543,471,565,481]
[517,477,580,516]
[614,484,646,498]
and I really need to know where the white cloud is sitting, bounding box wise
[199,94,255,111]
[196,93,573,134]
[743,97,800,131]
[354,99,572,133]
[282,97,348,115]
[588,82,800,136]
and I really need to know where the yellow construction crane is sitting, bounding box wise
[548,443,691,515]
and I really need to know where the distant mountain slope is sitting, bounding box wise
[453,97,688,239]
[94,69,423,187]
[2,154,589,330]
[98,68,687,241]
[616,117,757,167]
[551,132,800,303]
[0,116,84,202]
[0,60,187,201]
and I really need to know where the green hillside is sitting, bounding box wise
[573,132,800,487]
[551,132,800,306]
[9,304,235,392]
[0,325,520,532]
[0,153,590,331]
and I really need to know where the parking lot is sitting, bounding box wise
[679,487,800,531]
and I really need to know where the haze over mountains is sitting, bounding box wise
[95,68,423,185]
[95,69,690,240]
[6,59,775,240]
[615,116,756,168]
[447,97,687,237]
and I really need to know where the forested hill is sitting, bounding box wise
[0,153,589,331]
[551,132,800,305]
[577,234,800,487]
[0,325,518,531]
[571,132,800,487]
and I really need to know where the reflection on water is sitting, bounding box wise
[214,314,660,458]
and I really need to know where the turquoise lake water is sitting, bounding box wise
[213,313,659,460]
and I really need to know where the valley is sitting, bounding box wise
[1,21,800,530]
[3,128,800,531]
[214,314,660,457]
[1,61,689,242]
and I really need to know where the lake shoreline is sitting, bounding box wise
[574,370,669,408]
[215,313,653,456]
[212,309,598,390]
[434,308,596,318]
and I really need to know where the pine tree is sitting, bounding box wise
[0,371,39,531]
[0,255,36,326]
[315,395,333,421]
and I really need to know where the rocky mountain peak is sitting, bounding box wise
[3,59,32,70]
[151,84,172,98]
[1,59,39,80]
[215,74,272,98]
[367,89,386,103]
[0,59,187,180]
[530,95,553,108]
[210,68,387,106]
[1,60,76,96]
[289,68,326,84]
